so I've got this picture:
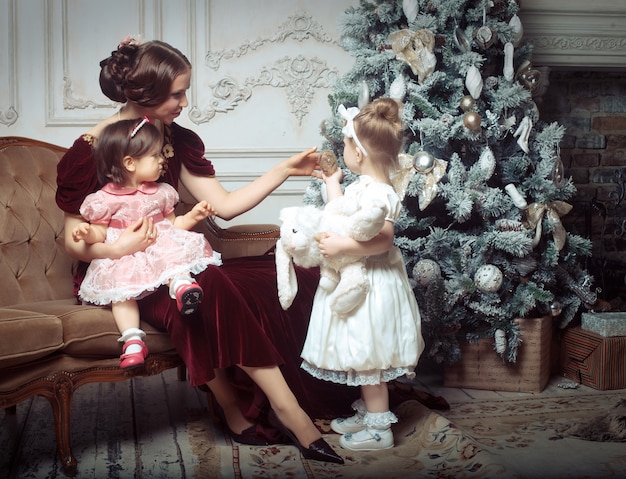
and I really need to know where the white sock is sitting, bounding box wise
[119,327,145,354]
[169,276,192,299]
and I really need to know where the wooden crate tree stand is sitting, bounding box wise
[444,316,552,393]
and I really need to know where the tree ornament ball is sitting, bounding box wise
[463,111,482,131]
[412,150,435,173]
[413,259,441,286]
[550,301,563,317]
[474,264,503,292]
[460,95,475,112]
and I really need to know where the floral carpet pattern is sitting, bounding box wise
[187,392,626,478]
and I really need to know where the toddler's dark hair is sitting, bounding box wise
[95,118,161,185]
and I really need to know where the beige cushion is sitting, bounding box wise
[0,308,63,368]
[15,299,176,357]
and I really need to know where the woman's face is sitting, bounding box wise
[152,70,191,125]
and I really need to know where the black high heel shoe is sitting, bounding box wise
[268,410,344,464]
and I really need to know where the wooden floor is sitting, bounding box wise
[1,367,623,479]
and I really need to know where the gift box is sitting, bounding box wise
[581,312,626,337]
[561,327,626,390]
[444,316,552,393]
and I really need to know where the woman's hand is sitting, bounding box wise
[113,217,155,257]
[284,147,320,177]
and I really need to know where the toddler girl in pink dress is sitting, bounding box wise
[72,117,221,368]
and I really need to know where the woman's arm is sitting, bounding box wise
[180,147,320,221]
[318,221,395,258]
[63,213,154,262]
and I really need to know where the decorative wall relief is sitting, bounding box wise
[194,10,339,126]
[1,0,17,126]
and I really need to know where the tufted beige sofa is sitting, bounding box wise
[0,136,280,476]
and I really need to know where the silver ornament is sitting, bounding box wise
[474,264,503,293]
[550,301,563,316]
[412,150,435,173]
[413,259,441,286]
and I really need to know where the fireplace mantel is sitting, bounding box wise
[519,0,626,70]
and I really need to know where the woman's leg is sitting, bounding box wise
[206,368,255,435]
[239,365,321,448]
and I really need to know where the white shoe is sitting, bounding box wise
[330,413,366,434]
[339,427,394,451]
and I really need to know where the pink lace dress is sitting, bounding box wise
[78,181,221,305]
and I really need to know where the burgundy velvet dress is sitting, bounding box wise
[56,123,358,421]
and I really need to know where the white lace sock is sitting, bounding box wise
[118,327,145,354]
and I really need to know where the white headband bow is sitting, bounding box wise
[338,104,368,156]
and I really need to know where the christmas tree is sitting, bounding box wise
[303,0,598,364]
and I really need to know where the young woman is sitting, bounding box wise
[56,37,347,463]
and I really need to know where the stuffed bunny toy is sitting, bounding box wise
[276,195,386,316]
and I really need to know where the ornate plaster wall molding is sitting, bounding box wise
[192,9,338,126]
[205,10,336,70]
[519,0,626,70]
[1,0,18,126]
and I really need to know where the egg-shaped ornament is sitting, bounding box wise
[358,81,370,108]
[474,264,503,292]
[413,259,441,286]
[412,150,435,173]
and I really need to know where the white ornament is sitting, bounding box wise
[413,259,441,286]
[402,0,419,23]
[514,116,532,153]
[390,76,407,100]
[465,65,483,100]
[358,81,370,108]
[504,183,528,209]
[494,329,507,354]
[474,264,503,293]
[509,14,524,47]
[478,147,496,179]
[503,42,514,82]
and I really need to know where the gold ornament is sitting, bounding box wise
[319,150,338,176]
[459,95,475,112]
[388,29,437,84]
[390,153,416,201]
[516,61,542,92]
[463,111,482,131]
[524,201,573,250]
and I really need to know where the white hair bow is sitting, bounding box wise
[338,104,368,156]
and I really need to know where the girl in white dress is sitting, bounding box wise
[72,117,221,369]
[301,98,425,451]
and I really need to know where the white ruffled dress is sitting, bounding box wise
[300,176,424,386]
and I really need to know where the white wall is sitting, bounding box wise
[0,0,356,225]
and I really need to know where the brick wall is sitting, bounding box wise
[540,71,626,303]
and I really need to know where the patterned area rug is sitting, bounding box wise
[186,392,626,478]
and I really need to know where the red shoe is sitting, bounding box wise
[120,339,149,369]
[176,282,203,315]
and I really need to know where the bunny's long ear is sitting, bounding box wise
[275,239,298,310]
